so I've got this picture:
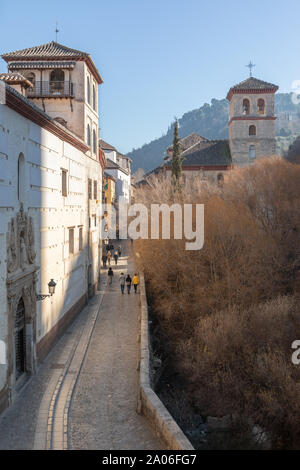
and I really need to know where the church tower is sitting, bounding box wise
[2,42,103,160]
[227,75,278,166]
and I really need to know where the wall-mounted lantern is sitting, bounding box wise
[36,279,57,301]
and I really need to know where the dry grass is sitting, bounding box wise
[135,158,300,449]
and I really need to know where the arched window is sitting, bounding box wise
[93,85,96,110]
[50,69,64,94]
[242,98,250,115]
[87,76,90,104]
[18,153,25,203]
[217,173,224,186]
[50,69,64,82]
[87,124,91,146]
[93,129,97,154]
[258,98,265,114]
[249,125,256,136]
[249,145,256,160]
[53,117,67,127]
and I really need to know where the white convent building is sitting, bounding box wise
[0,41,103,413]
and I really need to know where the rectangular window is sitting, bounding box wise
[69,228,74,254]
[94,180,97,200]
[79,227,83,251]
[88,178,92,200]
[93,214,97,227]
[62,169,68,197]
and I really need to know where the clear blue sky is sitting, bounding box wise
[1,0,300,153]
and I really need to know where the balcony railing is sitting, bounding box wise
[27,81,74,98]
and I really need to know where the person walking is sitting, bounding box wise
[119,272,125,294]
[118,244,122,257]
[107,250,111,266]
[114,250,119,265]
[102,252,107,268]
[108,267,114,285]
[132,273,140,294]
[126,274,132,294]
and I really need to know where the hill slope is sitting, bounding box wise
[128,93,300,173]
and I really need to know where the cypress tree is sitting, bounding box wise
[171,119,182,191]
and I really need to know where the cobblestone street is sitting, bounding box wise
[0,241,161,450]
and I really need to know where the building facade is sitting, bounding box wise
[0,42,103,414]
[100,139,131,203]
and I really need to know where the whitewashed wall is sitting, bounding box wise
[0,102,102,393]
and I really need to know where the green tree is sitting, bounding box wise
[171,119,182,191]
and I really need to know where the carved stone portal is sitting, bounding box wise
[7,204,36,274]
[6,206,38,399]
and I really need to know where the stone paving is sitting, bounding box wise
[0,240,161,450]
[68,241,162,450]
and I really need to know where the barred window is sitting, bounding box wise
[79,227,83,251]
[69,228,74,254]
[88,179,92,199]
[93,129,97,154]
[62,169,68,197]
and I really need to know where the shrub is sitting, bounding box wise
[135,158,300,448]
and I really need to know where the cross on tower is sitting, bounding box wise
[246,61,255,77]
[55,22,59,42]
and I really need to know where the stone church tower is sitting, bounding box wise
[227,77,278,166]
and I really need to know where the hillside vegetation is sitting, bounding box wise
[128,93,300,173]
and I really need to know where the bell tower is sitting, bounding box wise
[227,75,278,166]
[2,41,103,159]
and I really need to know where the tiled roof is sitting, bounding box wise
[99,139,117,151]
[167,133,209,153]
[181,140,231,166]
[2,42,103,84]
[105,158,129,175]
[2,41,89,59]
[227,77,278,99]
[8,61,76,70]
[0,72,33,88]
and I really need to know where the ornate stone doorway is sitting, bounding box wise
[6,206,38,400]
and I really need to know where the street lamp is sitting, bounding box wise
[36,279,57,301]
[48,279,56,296]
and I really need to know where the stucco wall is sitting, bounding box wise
[0,102,102,397]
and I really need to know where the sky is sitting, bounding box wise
[1,0,300,154]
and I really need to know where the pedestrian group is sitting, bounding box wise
[103,241,139,294]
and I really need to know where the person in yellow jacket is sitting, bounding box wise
[132,274,139,294]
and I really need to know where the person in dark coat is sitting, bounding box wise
[126,274,132,294]
[108,267,114,285]
[102,253,108,268]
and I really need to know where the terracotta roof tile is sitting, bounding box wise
[99,139,117,151]
[2,42,103,84]
[2,41,89,59]
[0,72,33,88]
[227,77,278,100]
[167,133,209,152]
